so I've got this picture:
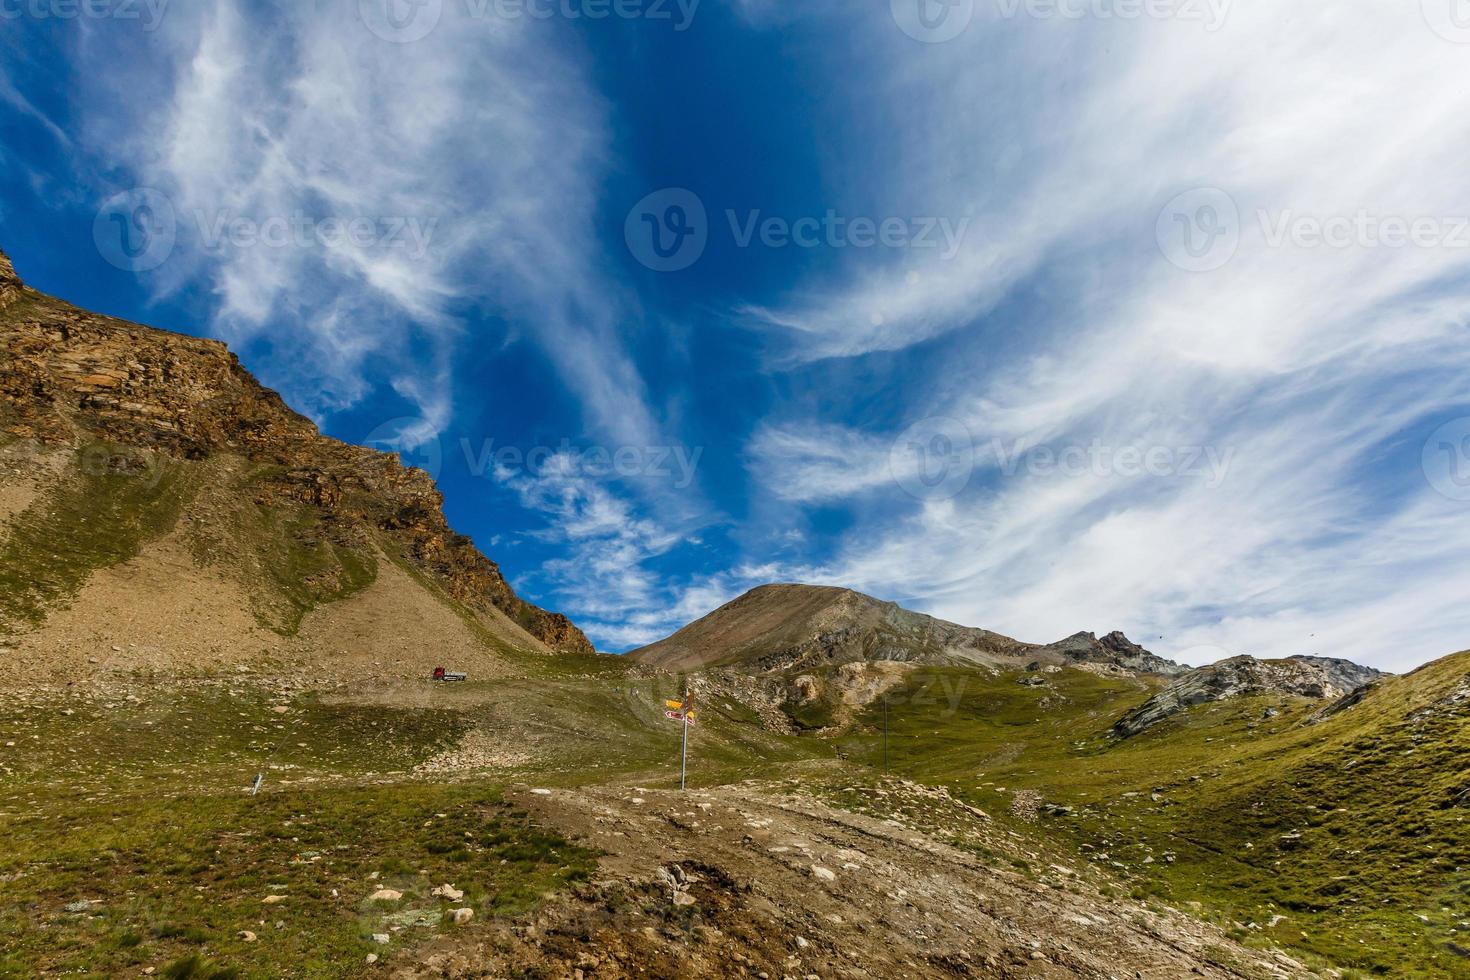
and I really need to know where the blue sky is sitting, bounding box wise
[3,0,1470,670]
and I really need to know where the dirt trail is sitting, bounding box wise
[396,779,1321,979]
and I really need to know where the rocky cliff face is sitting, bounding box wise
[1112,654,1387,738]
[0,247,592,655]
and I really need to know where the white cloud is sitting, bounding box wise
[494,452,688,643]
[739,2,1470,672]
[745,423,895,502]
[71,0,665,452]
[492,446,813,649]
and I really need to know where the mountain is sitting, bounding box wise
[1112,654,1387,737]
[627,583,1035,672]
[0,246,591,677]
[5,245,1455,978]
[629,583,1185,679]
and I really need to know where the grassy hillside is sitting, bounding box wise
[833,658,1470,978]
[0,659,830,978]
[0,443,191,630]
[0,445,380,640]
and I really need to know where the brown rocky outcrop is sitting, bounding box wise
[0,246,592,655]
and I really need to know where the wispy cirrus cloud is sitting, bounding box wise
[493,451,759,648]
[68,0,663,450]
[11,0,1470,669]
[737,1,1470,671]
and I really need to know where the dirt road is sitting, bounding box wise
[395,778,1320,979]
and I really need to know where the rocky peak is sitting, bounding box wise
[1284,656,1383,695]
[1113,654,1388,738]
[629,584,1031,672]
[1038,630,1188,678]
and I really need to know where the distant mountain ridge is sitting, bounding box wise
[628,583,1185,678]
[627,584,1033,672]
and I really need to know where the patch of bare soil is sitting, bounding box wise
[395,780,1322,979]
[7,536,282,681]
[0,442,65,527]
[290,557,519,683]
[2,533,528,689]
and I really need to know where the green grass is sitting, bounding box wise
[0,687,595,979]
[0,442,190,628]
[207,466,385,635]
[0,687,473,786]
[0,666,837,977]
[830,659,1470,979]
[0,782,597,978]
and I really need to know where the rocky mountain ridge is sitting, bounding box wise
[629,584,1027,672]
[0,249,21,308]
[0,246,591,655]
[1035,630,1190,678]
[629,583,1184,679]
[1112,654,1387,737]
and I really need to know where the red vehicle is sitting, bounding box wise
[432,667,468,682]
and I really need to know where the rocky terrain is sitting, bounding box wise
[0,246,591,660]
[1036,630,1189,677]
[628,585,1192,731]
[395,777,1322,979]
[628,584,1034,673]
[1112,655,1387,737]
